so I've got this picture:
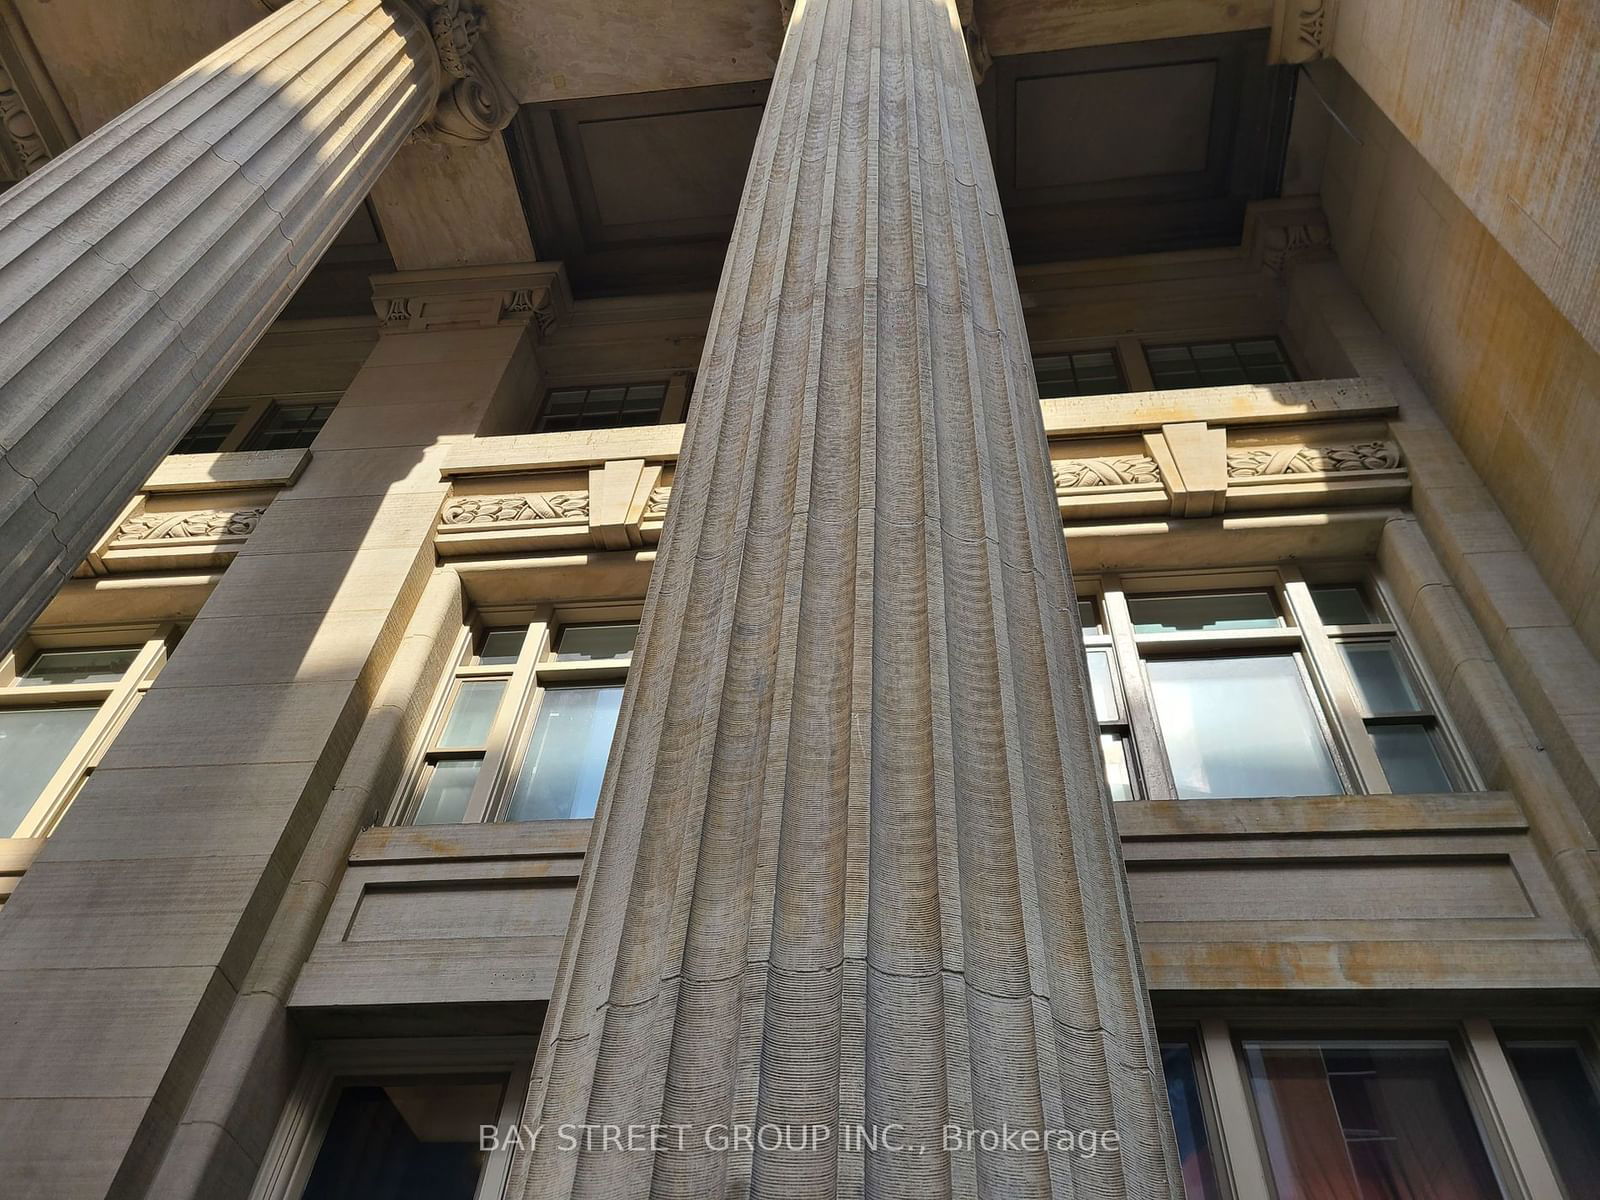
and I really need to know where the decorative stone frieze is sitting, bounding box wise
[115,507,267,542]
[1053,454,1161,490]
[441,492,589,525]
[1227,441,1401,478]
[642,485,670,520]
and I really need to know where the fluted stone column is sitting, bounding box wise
[0,0,439,652]
[514,0,1183,1196]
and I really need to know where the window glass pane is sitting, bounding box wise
[1339,641,1422,714]
[18,647,139,686]
[298,1076,506,1200]
[173,406,245,454]
[475,629,526,666]
[246,401,335,451]
[1243,1040,1504,1200]
[552,622,638,662]
[1371,722,1454,793]
[0,706,97,835]
[1310,585,1374,626]
[1148,655,1342,799]
[412,758,481,825]
[506,685,624,821]
[1101,732,1136,804]
[435,680,506,749]
[1503,1038,1600,1199]
[1086,649,1120,722]
[1161,1043,1223,1200]
[1128,590,1281,633]
[1147,340,1295,390]
[1077,598,1101,635]
[536,383,668,432]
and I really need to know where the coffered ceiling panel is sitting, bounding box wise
[507,81,769,297]
[509,30,1294,296]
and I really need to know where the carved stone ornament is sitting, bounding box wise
[1053,455,1161,490]
[1261,220,1332,275]
[0,64,47,174]
[415,0,518,143]
[504,286,556,332]
[441,492,589,525]
[643,485,670,520]
[1227,441,1401,478]
[116,507,267,541]
[1296,0,1330,58]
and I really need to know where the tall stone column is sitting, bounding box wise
[0,0,496,653]
[515,0,1182,1196]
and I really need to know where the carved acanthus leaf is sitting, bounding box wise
[1227,441,1401,478]
[1053,455,1161,491]
[441,493,589,525]
[643,486,670,520]
[116,507,266,542]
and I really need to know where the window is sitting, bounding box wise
[244,401,338,450]
[1160,1036,1225,1200]
[0,629,175,837]
[1034,349,1125,398]
[1079,570,1469,802]
[1080,596,1140,802]
[172,406,249,454]
[251,1040,533,1200]
[1501,1032,1600,1199]
[535,382,668,433]
[1144,338,1295,390]
[392,610,638,826]
[1242,1037,1506,1198]
[170,395,339,455]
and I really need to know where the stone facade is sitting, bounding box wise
[0,2,1596,1199]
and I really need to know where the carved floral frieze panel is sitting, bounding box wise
[440,492,589,526]
[1052,455,1161,491]
[1227,441,1401,478]
[114,507,266,542]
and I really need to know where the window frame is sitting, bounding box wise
[170,393,340,456]
[1162,1010,1588,1200]
[531,371,692,434]
[1141,335,1299,391]
[248,1036,536,1200]
[0,624,176,838]
[1081,565,1476,802]
[1230,1025,1519,1200]
[1032,346,1128,398]
[388,602,640,827]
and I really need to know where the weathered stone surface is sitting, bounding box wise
[511,1,1180,1196]
[0,0,439,652]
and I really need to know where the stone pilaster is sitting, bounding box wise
[513,0,1181,1196]
[0,0,439,654]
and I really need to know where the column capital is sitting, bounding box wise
[408,0,517,142]
[262,0,517,141]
